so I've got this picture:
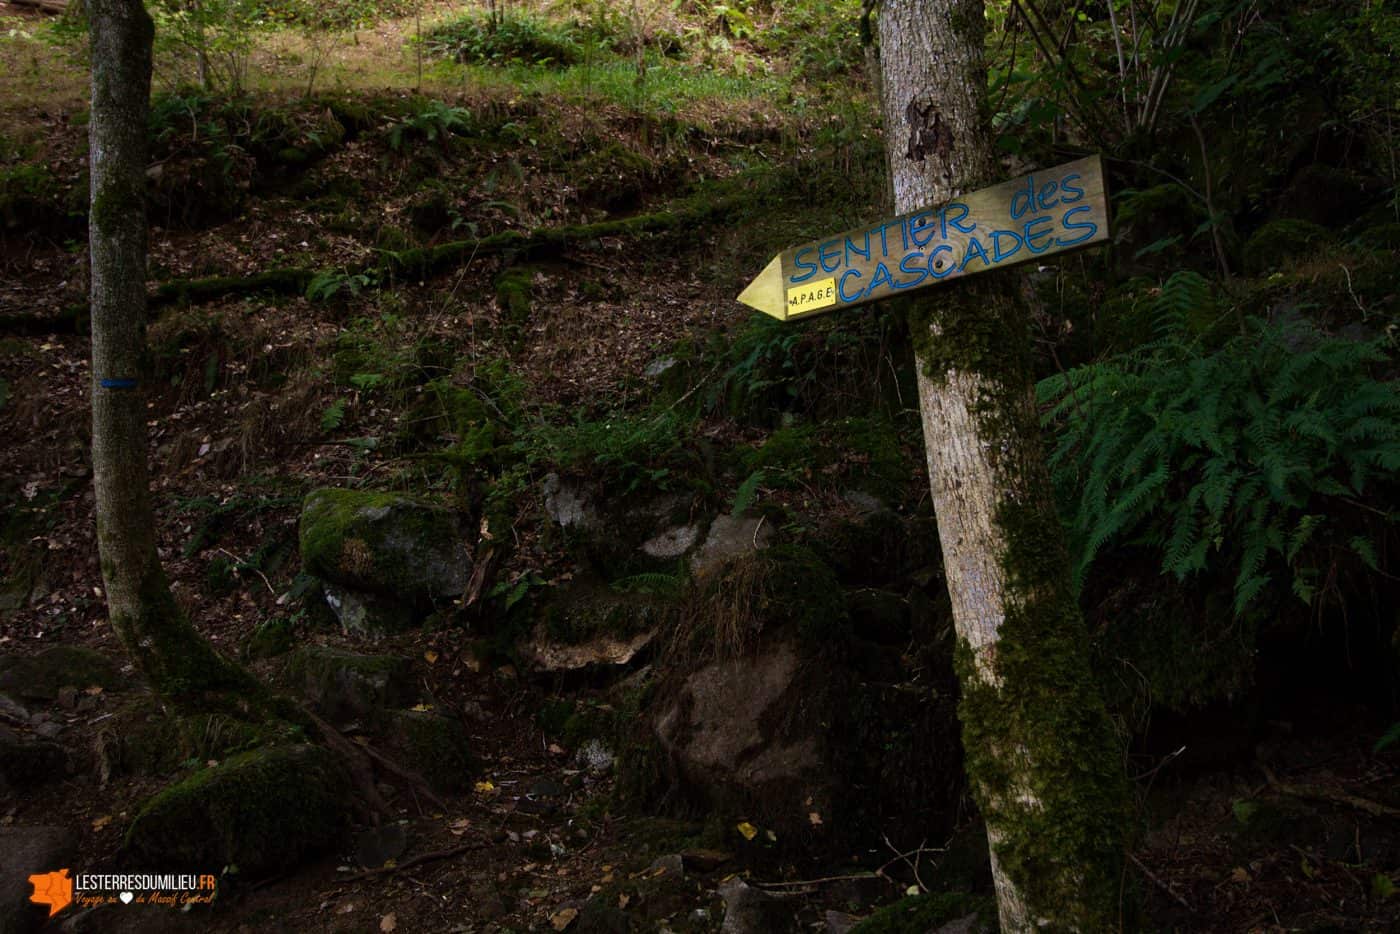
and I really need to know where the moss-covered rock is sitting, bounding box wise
[280,646,416,725]
[528,582,673,670]
[1242,218,1332,275]
[241,616,297,661]
[848,892,995,933]
[298,488,471,611]
[743,424,824,475]
[123,744,351,877]
[97,701,302,782]
[0,646,124,701]
[378,709,475,794]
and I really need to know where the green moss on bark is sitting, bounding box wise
[105,562,272,718]
[905,279,1130,927]
[91,173,144,233]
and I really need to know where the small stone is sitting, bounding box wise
[841,490,886,515]
[33,721,63,740]
[281,647,415,726]
[648,854,684,877]
[643,357,676,378]
[718,877,788,934]
[542,474,596,530]
[680,849,731,873]
[55,686,77,710]
[323,584,415,639]
[640,524,701,559]
[0,693,31,724]
[576,740,614,775]
[825,909,860,934]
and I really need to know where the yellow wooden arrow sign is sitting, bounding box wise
[738,155,1109,321]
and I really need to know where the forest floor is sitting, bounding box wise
[2,2,1400,932]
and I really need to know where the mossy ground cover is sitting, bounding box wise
[123,744,352,876]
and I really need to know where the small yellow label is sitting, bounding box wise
[785,277,837,316]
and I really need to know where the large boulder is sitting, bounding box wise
[123,744,351,878]
[655,641,832,843]
[299,488,471,631]
[642,547,962,856]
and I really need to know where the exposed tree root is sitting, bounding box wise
[150,268,315,310]
[1261,764,1400,819]
[336,841,491,883]
[301,704,452,818]
[301,706,397,823]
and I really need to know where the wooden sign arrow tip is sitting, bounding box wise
[737,254,785,321]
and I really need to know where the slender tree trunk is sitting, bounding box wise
[876,0,1128,929]
[90,0,260,707]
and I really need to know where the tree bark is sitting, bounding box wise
[875,0,1128,929]
[89,0,261,707]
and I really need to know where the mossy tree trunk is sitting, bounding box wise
[876,0,1129,929]
[89,0,262,707]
